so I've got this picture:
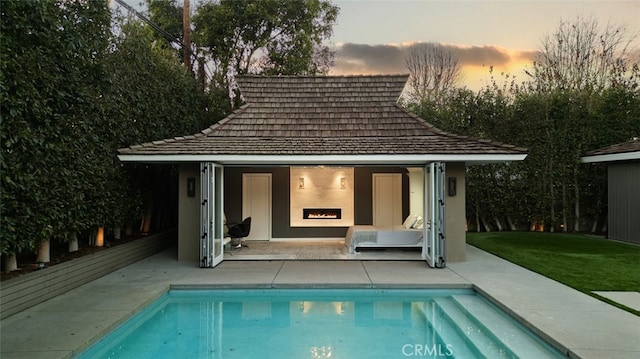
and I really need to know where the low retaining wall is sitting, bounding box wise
[0,230,176,320]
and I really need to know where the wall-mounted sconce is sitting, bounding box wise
[448,177,457,197]
[340,177,346,189]
[299,177,305,189]
[187,177,196,197]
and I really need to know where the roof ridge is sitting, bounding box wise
[393,103,448,136]
[201,104,251,135]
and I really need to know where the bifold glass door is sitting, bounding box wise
[200,163,225,268]
[423,162,446,268]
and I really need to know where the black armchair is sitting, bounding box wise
[228,217,251,248]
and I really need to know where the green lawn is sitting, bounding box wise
[466,231,640,315]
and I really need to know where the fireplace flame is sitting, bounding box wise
[307,213,338,219]
[303,208,341,220]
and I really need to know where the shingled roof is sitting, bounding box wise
[118,75,527,165]
[582,138,640,163]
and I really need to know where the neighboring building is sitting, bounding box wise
[582,138,640,245]
[118,75,527,268]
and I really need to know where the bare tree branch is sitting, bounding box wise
[530,15,639,92]
[405,42,462,103]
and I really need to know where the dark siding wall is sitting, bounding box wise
[224,167,346,237]
[224,167,409,238]
[607,161,640,245]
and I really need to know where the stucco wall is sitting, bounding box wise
[178,163,200,262]
[445,162,466,262]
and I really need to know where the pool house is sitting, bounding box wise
[118,75,527,268]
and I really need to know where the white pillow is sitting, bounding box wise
[402,214,418,229]
[412,216,424,230]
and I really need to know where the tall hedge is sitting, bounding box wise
[1,0,111,255]
[1,2,210,257]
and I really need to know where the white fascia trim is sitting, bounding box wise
[118,153,527,165]
[581,151,640,163]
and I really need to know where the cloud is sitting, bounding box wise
[450,45,510,66]
[514,50,540,63]
[333,43,407,74]
[331,42,537,75]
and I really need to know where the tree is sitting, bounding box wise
[142,0,338,115]
[404,42,463,104]
[193,0,338,111]
[194,0,337,76]
[100,15,211,234]
[524,15,639,231]
[104,17,209,147]
[145,0,186,63]
[527,15,639,93]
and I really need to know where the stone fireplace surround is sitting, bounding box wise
[290,167,354,227]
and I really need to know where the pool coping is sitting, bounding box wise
[1,245,639,359]
[170,282,475,289]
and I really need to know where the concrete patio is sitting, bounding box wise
[1,245,638,358]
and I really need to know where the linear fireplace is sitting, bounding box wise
[303,208,342,220]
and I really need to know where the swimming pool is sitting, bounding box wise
[78,289,565,358]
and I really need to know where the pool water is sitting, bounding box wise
[78,289,565,358]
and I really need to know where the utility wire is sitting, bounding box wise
[113,0,215,88]
[113,0,190,54]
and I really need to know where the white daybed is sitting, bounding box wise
[345,215,426,254]
[345,225,423,254]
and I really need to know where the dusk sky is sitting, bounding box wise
[329,0,640,90]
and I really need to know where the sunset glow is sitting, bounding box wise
[329,0,640,92]
[330,42,538,91]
